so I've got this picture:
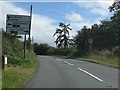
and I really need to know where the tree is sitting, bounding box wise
[89,20,118,51]
[33,43,50,55]
[74,26,90,55]
[73,0,119,56]
[109,0,120,47]
[53,22,72,49]
[109,0,120,12]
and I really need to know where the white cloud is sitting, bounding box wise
[0,1,56,46]
[66,1,114,34]
[31,14,56,46]
[66,12,83,23]
[75,0,114,16]
[65,12,102,35]
[90,8,108,16]
[66,12,95,28]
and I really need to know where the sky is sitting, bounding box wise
[0,0,114,47]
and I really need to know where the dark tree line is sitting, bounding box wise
[33,43,50,55]
[74,1,120,55]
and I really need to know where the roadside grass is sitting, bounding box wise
[0,70,2,90]
[2,32,38,88]
[2,50,38,88]
[65,49,119,68]
[80,54,119,68]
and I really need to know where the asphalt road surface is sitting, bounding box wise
[24,55,118,88]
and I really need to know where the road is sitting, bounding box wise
[24,55,118,88]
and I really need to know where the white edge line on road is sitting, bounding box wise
[77,67,104,82]
[56,59,62,61]
[64,61,74,66]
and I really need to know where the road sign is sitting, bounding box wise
[88,38,93,44]
[6,14,30,34]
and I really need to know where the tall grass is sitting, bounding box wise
[2,32,38,88]
[0,70,2,90]
[82,50,118,68]
[2,51,38,88]
[2,33,25,66]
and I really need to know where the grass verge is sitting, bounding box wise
[79,54,119,68]
[2,50,38,88]
[0,70,2,90]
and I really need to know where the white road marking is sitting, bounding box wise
[56,59,61,61]
[63,60,104,83]
[64,61,74,66]
[77,67,104,82]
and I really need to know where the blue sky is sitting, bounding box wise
[14,2,113,24]
[0,1,114,46]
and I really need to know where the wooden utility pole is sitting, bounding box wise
[29,5,32,40]
[24,5,32,58]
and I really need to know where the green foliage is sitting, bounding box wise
[81,50,119,68]
[53,22,72,49]
[26,38,33,50]
[2,31,34,67]
[72,1,120,56]
[52,46,76,56]
[50,48,69,56]
[0,70,2,90]
[74,26,90,55]
[47,47,56,55]
[33,43,50,55]
[109,0,120,12]
[33,42,76,56]
[112,46,120,56]
[2,31,38,88]
[2,51,38,88]
[74,11,119,55]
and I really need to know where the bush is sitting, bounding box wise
[33,43,50,55]
[47,47,55,55]
[98,49,113,57]
[48,47,76,56]
[51,48,67,56]
[2,32,31,66]
[112,46,120,56]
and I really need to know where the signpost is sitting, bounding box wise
[6,15,30,35]
[88,38,93,54]
[6,5,32,59]
[6,14,31,58]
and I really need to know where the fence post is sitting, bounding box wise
[2,55,4,70]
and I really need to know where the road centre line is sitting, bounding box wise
[77,67,104,82]
[64,61,74,66]
[62,60,113,87]
[56,59,62,61]
[63,60,104,83]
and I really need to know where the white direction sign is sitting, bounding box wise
[6,14,30,34]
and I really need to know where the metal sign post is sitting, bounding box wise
[24,34,26,58]
[88,38,93,54]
